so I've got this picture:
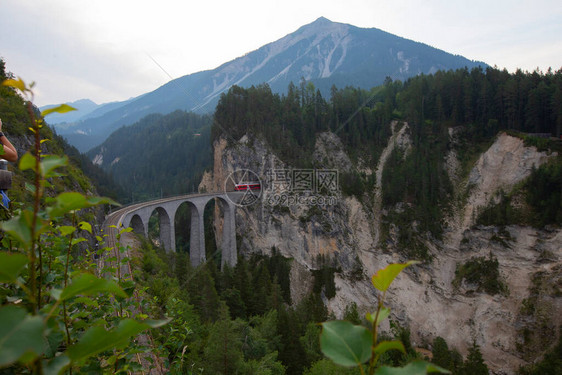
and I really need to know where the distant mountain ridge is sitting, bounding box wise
[41,97,137,128]
[57,17,487,152]
[40,99,99,126]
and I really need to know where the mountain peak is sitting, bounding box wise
[61,18,487,152]
[295,16,346,37]
[312,16,332,24]
[303,16,340,30]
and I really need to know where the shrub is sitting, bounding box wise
[453,254,508,295]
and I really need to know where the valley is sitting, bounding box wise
[1,13,561,374]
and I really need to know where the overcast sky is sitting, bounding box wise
[1,0,561,107]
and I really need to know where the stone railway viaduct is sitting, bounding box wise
[104,193,239,268]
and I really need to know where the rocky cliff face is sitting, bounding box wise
[199,129,561,374]
[200,134,361,271]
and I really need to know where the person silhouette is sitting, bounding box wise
[0,118,18,162]
[0,117,17,210]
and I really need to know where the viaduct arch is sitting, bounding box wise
[108,193,238,268]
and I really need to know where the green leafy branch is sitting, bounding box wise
[320,260,450,375]
[0,78,168,374]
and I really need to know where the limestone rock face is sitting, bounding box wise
[202,130,561,374]
[462,133,555,229]
[313,132,353,170]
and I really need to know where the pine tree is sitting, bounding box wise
[268,276,285,312]
[461,341,489,375]
[343,302,362,325]
[221,288,247,320]
[174,251,190,287]
[277,306,308,375]
[234,256,252,309]
[248,261,272,316]
[203,306,245,374]
[186,263,221,322]
[300,323,322,365]
[431,336,452,370]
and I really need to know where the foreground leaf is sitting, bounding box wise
[119,279,136,297]
[0,210,46,247]
[372,261,419,292]
[71,238,87,246]
[42,354,70,375]
[373,340,405,356]
[41,104,76,117]
[320,320,371,367]
[0,306,45,366]
[68,318,169,362]
[0,252,29,283]
[375,361,450,375]
[1,78,26,92]
[58,226,76,236]
[47,192,119,218]
[40,155,68,178]
[59,273,127,301]
[366,306,390,326]
[19,152,37,172]
[78,221,92,233]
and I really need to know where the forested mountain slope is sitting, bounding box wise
[87,110,212,202]
[57,17,486,152]
[200,66,562,374]
[0,58,122,205]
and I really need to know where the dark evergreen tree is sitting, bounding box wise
[234,255,252,315]
[343,302,362,325]
[221,288,247,320]
[431,336,453,370]
[526,162,562,226]
[248,260,272,316]
[267,277,285,312]
[277,306,308,375]
[461,342,489,375]
[186,264,221,322]
[519,328,562,375]
[173,251,191,287]
[202,306,245,374]
[267,247,292,303]
[300,323,322,365]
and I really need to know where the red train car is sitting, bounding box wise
[234,182,261,191]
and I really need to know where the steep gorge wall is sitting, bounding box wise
[458,133,554,231]
[200,129,561,374]
[200,134,362,269]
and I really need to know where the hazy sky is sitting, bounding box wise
[1,0,561,107]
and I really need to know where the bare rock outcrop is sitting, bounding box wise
[462,132,555,230]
